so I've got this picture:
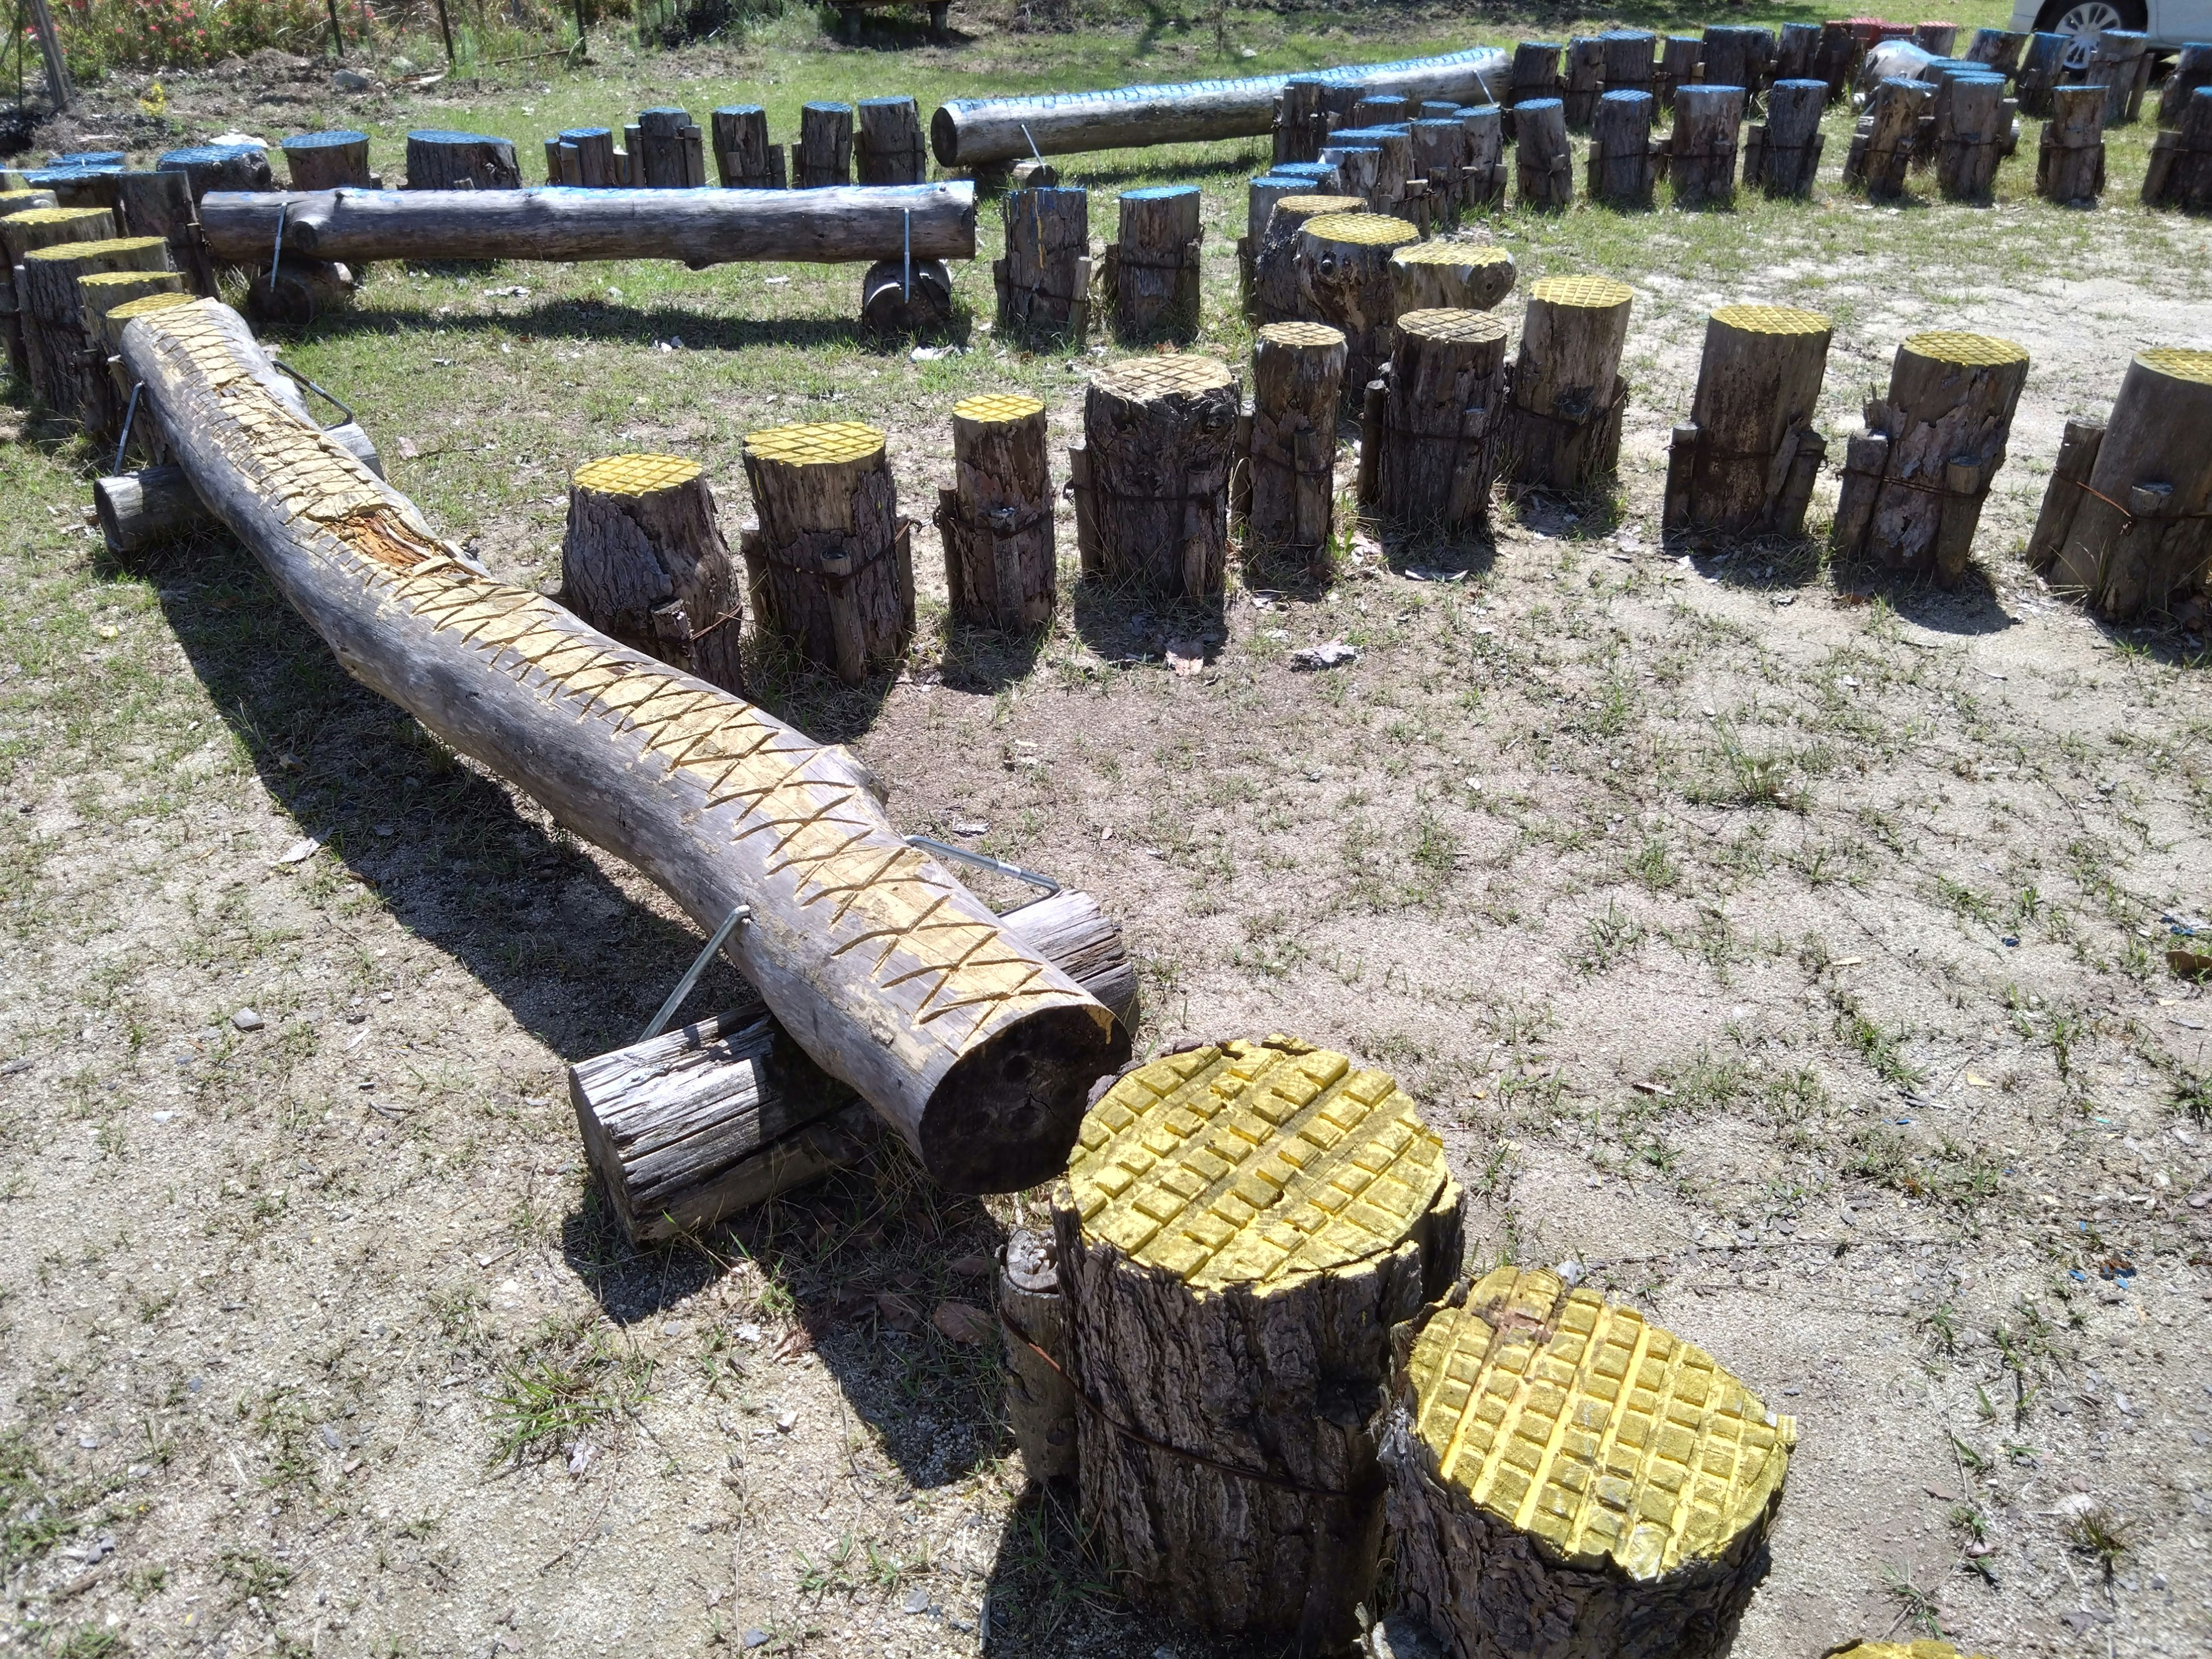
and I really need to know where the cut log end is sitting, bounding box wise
[1900,327,2029,373]
[1258,319,1346,349]
[573,451,702,498]
[1529,271,1633,312]
[926,1002,1127,1193]
[744,419,886,469]
[1712,301,1828,339]
[1389,239,1517,314]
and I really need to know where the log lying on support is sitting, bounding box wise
[116,171,217,296]
[1663,305,1832,541]
[929,46,1506,166]
[2161,42,2212,128]
[713,107,786,189]
[1831,329,2029,584]
[1515,98,1573,209]
[1843,77,1931,196]
[1586,89,1658,208]
[1657,35,1703,109]
[123,299,1124,1191]
[935,393,1056,630]
[1934,71,2008,198]
[1668,85,1744,208]
[1506,275,1633,495]
[2030,347,2212,622]
[1300,211,1419,396]
[406,130,523,191]
[283,130,377,191]
[1246,320,1345,560]
[1369,307,1508,531]
[1053,1035,1464,1658]
[998,1226,1077,1485]
[1069,354,1240,596]
[1744,79,1827,195]
[856,97,928,184]
[96,415,382,553]
[994,185,1089,340]
[1389,240,1514,317]
[199,183,979,267]
[21,234,169,421]
[2144,87,2212,209]
[562,453,746,695]
[1,202,104,379]
[2037,83,2106,205]
[1378,1265,1794,1659]
[796,103,854,189]
[1253,193,1366,324]
[1107,185,1202,341]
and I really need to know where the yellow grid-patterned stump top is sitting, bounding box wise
[2141,346,2212,384]
[78,271,181,320]
[1900,329,2028,368]
[0,190,53,211]
[1399,308,1509,346]
[1827,1644,1995,1659]
[953,392,1046,426]
[1303,213,1421,247]
[4,206,108,234]
[1406,1264,1795,1581]
[1092,354,1236,400]
[24,235,166,267]
[1257,321,1346,350]
[81,270,179,296]
[1066,1034,1451,1292]
[1272,194,1369,219]
[742,421,886,469]
[572,453,702,497]
[1532,274,1635,311]
[1713,303,1830,337]
[1393,241,1514,271]
[100,290,196,347]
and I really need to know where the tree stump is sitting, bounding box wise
[1668,86,1744,208]
[1070,354,1240,597]
[2016,32,2069,118]
[1508,41,1565,133]
[995,185,1089,341]
[404,130,521,191]
[1656,35,1703,109]
[856,96,927,184]
[115,171,214,297]
[1506,274,1633,494]
[1389,241,1515,317]
[1335,127,1417,217]
[1253,194,1366,324]
[1369,308,1509,531]
[1586,90,1658,208]
[1247,320,1346,560]
[1815,22,1860,101]
[1702,25,1776,100]
[1052,1035,1464,1657]
[281,130,375,192]
[859,258,954,333]
[1912,20,1957,54]
[20,234,168,423]
[1965,26,2027,75]
[1934,72,2007,198]
[2144,88,2212,209]
[740,422,913,684]
[1601,31,1657,96]
[2036,84,2105,205]
[551,128,614,188]
[1744,79,1826,195]
[1514,99,1573,209]
[1108,185,1202,342]
[1459,106,1508,210]
[1277,75,1330,165]
[157,143,272,202]
[713,106,786,188]
[635,107,707,188]
[1831,330,2030,584]
[75,268,183,440]
[1378,1266,1794,1659]
[1663,305,1831,542]
[999,1227,1077,1485]
[1843,77,1930,196]
[562,454,746,694]
[1353,94,1411,127]
[94,289,196,464]
[1409,120,1468,222]
[794,103,854,188]
[1319,141,1384,213]
[1300,211,1420,397]
[2031,348,2212,621]
[2161,42,2212,128]
[2089,30,2148,127]
[1776,21,1820,82]
[1,203,109,380]
[934,392,1055,631]
[1565,37,1606,127]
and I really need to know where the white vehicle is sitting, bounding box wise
[2010,0,2211,63]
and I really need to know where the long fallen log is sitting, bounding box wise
[120,298,1126,1193]
[196,183,976,268]
[930,46,1506,168]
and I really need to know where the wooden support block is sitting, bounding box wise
[2,203,109,379]
[1777,20,1820,81]
[2025,416,2107,574]
[1253,193,1366,324]
[156,143,271,202]
[1664,304,1831,541]
[2036,84,2105,205]
[995,185,1089,341]
[1508,40,1565,130]
[1668,85,1743,207]
[740,421,912,685]
[1586,89,1658,208]
[1247,320,1346,559]
[1389,240,1514,316]
[2161,42,2212,128]
[21,234,168,422]
[75,268,184,440]
[859,257,954,333]
[856,96,928,184]
[248,256,356,328]
[1657,34,1703,109]
[1506,274,1633,494]
[1276,74,1330,164]
[1380,1266,1794,1659]
[115,172,214,296]
[1844,77,1929,195]
[1965,26,2027,75]
[1831,329,2029,584]
[1744,78,1825,196]
[1912,20,1957,55]
[2145,86,2212,208]
[1298,211,1419,396]
[562,453,745,694]
[1010,157,1059,189]
[2088,29,2147,127]
[999,1228,1076,1485]
[795,102,854,188]
[935,392,1055,630]
[1053,1035,1464,1655]
[1601,29,1656,94]
[1514,97,1573,209]
[1702,24,1776,99]
[712,107,785,188]
[1408,119,1468,222]
[1375,307,1508,531]
[1072,354,1240,597]
[1935,72,2008,198]
[1459,105,1508,210]
[404,129,521,191]
[1108,184,1202,341]
[1814,21,1859,101]
[2015,32,2069,117]
[1564,37,1605,127]
[282,130,376,191]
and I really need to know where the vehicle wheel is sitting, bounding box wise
[2036,0,2149,69]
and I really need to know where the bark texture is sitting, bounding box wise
[1252,194,1366,324]
[796,103,854,189]
[20,233,168,422]
[935,392,1056,630]
[1564,37,1605,128]
[74,267,184,438]
[999,1227,1078,1484]
[562,453,746,695]
[116,170,216,296]
[96,412,379,551]
[1668,86,1743,208]
[1656,36,1702,109]
[1514,98,1574,209]
[1934,72,2008,198]
[634,107,709,189]
[856,97,928,184]
[1506,275,1633,493]
[1,201,104,378]
[2161,42,2212,128]
[1460,106,1508,209]
[1374,307,1509,531]
[1965,27,2027,74]
[1109,185,1202,341]
[282,130,376,191]
[1700,25,1775,99]
[1389,241,1516,317]
[712,107,786,189]
[157,143,271,202]
[1843,77,1929,196]
[1776,21,1820,81]
[2015,33,2070,117]
[1409,120,1468,222]
[1299,211,1420,396]
[1744,79,1825,196]
[1276,75,1330,165]
[404,130,522,190]
[994,185,1090,340]
[2144,88,2212,209]
[2088,30,2149,127]
[1586,90,1657,208]
[2037,84,2105,206]
[1247,320,1346,558]
[1508,42,1565,124]
[1601,31,1656,94]
[1662,304,1831,540]
[1071,354,1240,596]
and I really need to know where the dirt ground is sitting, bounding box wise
[4,14,2212,1659]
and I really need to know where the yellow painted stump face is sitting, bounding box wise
[1271,194,1368,220]
[5,206,106,232]
[23,235,166,267]
[2140,346,2212,384]
[1531,274,1635,311]
[1257,321,1347,350]
[742,421,886,468]
[1827,1644,1995,1659]
[101,290,196,346]
[1067,1034,1450,1291]
[1900,329,2028,369]
[1713,303,1830,337]
[572,453,702,497]
[1302,212,1420,248]
[953,392,1046,426]
[1398,308,1509,347]
[1394,241,1513,272]
[1406,1265,1794,1580]
[1092,354,1236,401]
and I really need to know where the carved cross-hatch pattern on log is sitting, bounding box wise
[1406,1264,1795,1581]
[1395,242,1513,275]
[24,234,166,271]
[1256,321,1344,349]
[573,452,701,496]
[1531,273,1635,310]
[743,420,885,468]
[1399,307,1507,346]
[1272,194,1365,218]
[954,392,1045,425]
[104,292,195,339]
[1711,302,1828,337]
[1304,212,1420,247]
[2139,346,2212,383]
[1066,1035,1449,1290]
[1092,354,1236,400]
[1901,329,2028,368]
[138,302,1087,1052]
[1828,1643,1993,1659]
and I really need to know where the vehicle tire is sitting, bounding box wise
[2036,0,2150,69]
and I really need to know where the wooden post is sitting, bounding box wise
[1353,93,1410,127]
[1831,329,2029,584]
[999,1228,1076,1486]
[1247,320,1345,559]
[74,268,183,440]
[2089,30,2148,127]
[158,144,274,204]
[1656,35,1702,109]
[2032,348,2212,621]
[2037,83,2105,205]
[795,103,854,188]
[1375,307,1509,531]
[856,97,927,184]
[1664,305,1831,541]
[1777,20,1820,81]
[1514,97,1573,209]
[994,185,1089,342]
[1564,37,1605,128]
[1381,1266,1793,1659]
[93,289,198,468]
[1053,1036,1464,1658]
[2146,86,2212,208]
[1334,126,1416,216]
[1460,105,1508,209]
[634,107,704,188]
[1586,89,1657,208]
[2161,42,2212,128]
[2024,417,2108,574]
[1935,72,2008,198]
[935,393,1055,631]
[1070,354,1240,597]
[1506,274,1633,494]
[1743,78,1825,195]
[1965,26,2027,75]
[282,130,375,191]
[21,234,168,421]
[1389,241,1514,317]
[1253,193,1365,324]
[2016,32,2069,117]
[1601,30,1656,96]
[712,107,786,188]
[1702,25,1776,100]
[404,130,520,191]
[1408,119,1467,222]
[1108,185,1202,341]
[561,453,745,694]
[1298,211,1418,396]
[1669,85,1743,207]
[1276,75,1330,164]
[2,203,107,379]
[1815,21,1859,101]
[114,174,210,301]
[1508,41,1563,131]
[1912,20,1957,54]
[1843,77,1930,196]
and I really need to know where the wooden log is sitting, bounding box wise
[1815,21,1860,101]
[1389,240,1514,316]
[712,107,786,189]
[2025,416,2108,574]
[1010,158,1060,190]
[2161,42,2212,128]
[934,393,1055,630]
[1070,354,1240,596]
[115,171,215,296]
[1913,20,1957,55]
[1777,20,1820,82]
[2145,86,2212,207]
[1108,185,1202,341]
[2038,348,2212,620]
[1508,41,1564,127]
[1460,105,1508,209]
[1506,274,1633,494]
[2,203,107,380]
[1514,98,1573,209]
[21,234,169,421]
[1601,31,1657,95]
[1586,89,1658,208]
[1663,304,1831,540]
[1334,126,1416,214]
[75,268,184,439]
[1299,211,1419,395]
[1379,1265,1794,1659]
[998,1226,1076,1485]
[630,107,702,189]
[1353,93,1411,127]
[1657,35,1703,108]
[2088,31,2147,127]
[1564,37,1605,128]
[1052,1035,1464,1657]
[199,183,978,267]
[859,256,954,333]
[738,421,913,685]
[1669,85,1743,207]
[994,185,1089,340]
[1276,75,1331,165]
[95,416,382,551]
[553,128,616,188]
[855,96,927,185]
[2016,32,2070,117]
[1934,71,2008,198]
[1253,194,1366,324]
[562,453,745,694]
[795,103,854,190]
[282,130,376,191]
[2037,83,2106,205]
[930,47,1508,166]
[569,887,1135,1244]
[1965,26,2027,75]
[1843,77,1930,196]
[93,289,198,464]
[1408,119,1468,219]
[157,143,271,203]
[1247,320,1345,558]
[1375,307,1508,531]
[1319,140,1384,212]
[1830,329,2029,583]
[1743,78,1826,196]
[1702,25,1776,99]
[405,130,522,191]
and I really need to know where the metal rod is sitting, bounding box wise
[434,0,457,66]
[325,0,343,59]
[113,382,141,475]
[902,207,911,300]
[639,903,752,1042]
[1021,122,1041,160]
[269,359,355,429]
[902,835,1060,896]
[268,197,287,293]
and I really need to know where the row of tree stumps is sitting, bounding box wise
[538,97,929,189]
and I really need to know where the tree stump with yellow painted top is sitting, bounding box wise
[1506,274,1634,494]
[1050,1034,1464,1657]
[1389,240,1516,319]
[1662,304,1832,543]
[1300,211,1421,404]
[935,392,1055,631]
[1378,1265,1794,1659]
[2,204,112,381]
[74,267,184,441]
[21,234,171,424]
[1252,193,1366,325]
[562,454,746,695]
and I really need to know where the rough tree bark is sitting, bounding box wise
[1663,304,1832,540]
[1743,79,1825,196]
[1565,37,1605,128]
[1460,106,1508,209]
[1843,78,1930,196]
[1668,86,1744,208]
[405,130,522,190]
[1934,72,2008,198]
[2144,88,2212,208]
[859,257,955,333]
[994,185,1089,340]
[999,1227,1077,1485]
[1656,35,1702,109]
[2037,84,2105,206]
[2161,42,2212,128]
[1069,353,1240,596]
[1701,25,1776,99]
[1508,41,1564,132]
[1,201,102,378]
[282,130,376,191]
[1506,274,1633,494]
[1776,20,1820,82]
[712,107,786,189]
[1586,90,1658,208]
[1514,98,1574,209]
[1252,194,1366,324]
[74,267,184,439]
[1247,320,1346,559]
[635,107,708,189]
[1299,211,1421,396]
[1276,75,1330,165]
[856,96,928,184]
[1965,26,2028,75]
[1913,21,1958,54]
[1108,185,1203,340]
[1389,241,1515,317]
[2089,31,2149,127]
[2016,32,2069,117]
[1601,31,1656,96]
[1408,119,1468,221]
[1052,1035,1464,1658]
[562,453,746,695]
[116,171,216,297]
[20,233,168,422]
[794,103,854,189]
[934,392,1056,630]
[157,143,272,202]
[1373,307,1509,531]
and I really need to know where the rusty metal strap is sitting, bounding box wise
[753,527,898,578]
[931,500,1052,539]
[2062,474,2212,535]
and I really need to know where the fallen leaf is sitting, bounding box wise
[771,1325,814,1361]
[875,1291,921,1332]
[2169,948,2212,981]
[396,436,420,460]
[1965,1071,1995,1088]
[931,1301,992,1344]
[948,1254,993,1277]
[274,836,321,866]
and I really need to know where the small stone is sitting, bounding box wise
[741,1631,770,1650]
[332,67,373,90]
[734,1323,762,1344]
[321,1425,343,1449]
[900,1586,930,1615]
[1290,640,1359,671]
[388,54,418,73]
[775,1409,797,1433]
[231,1008,264,1031]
